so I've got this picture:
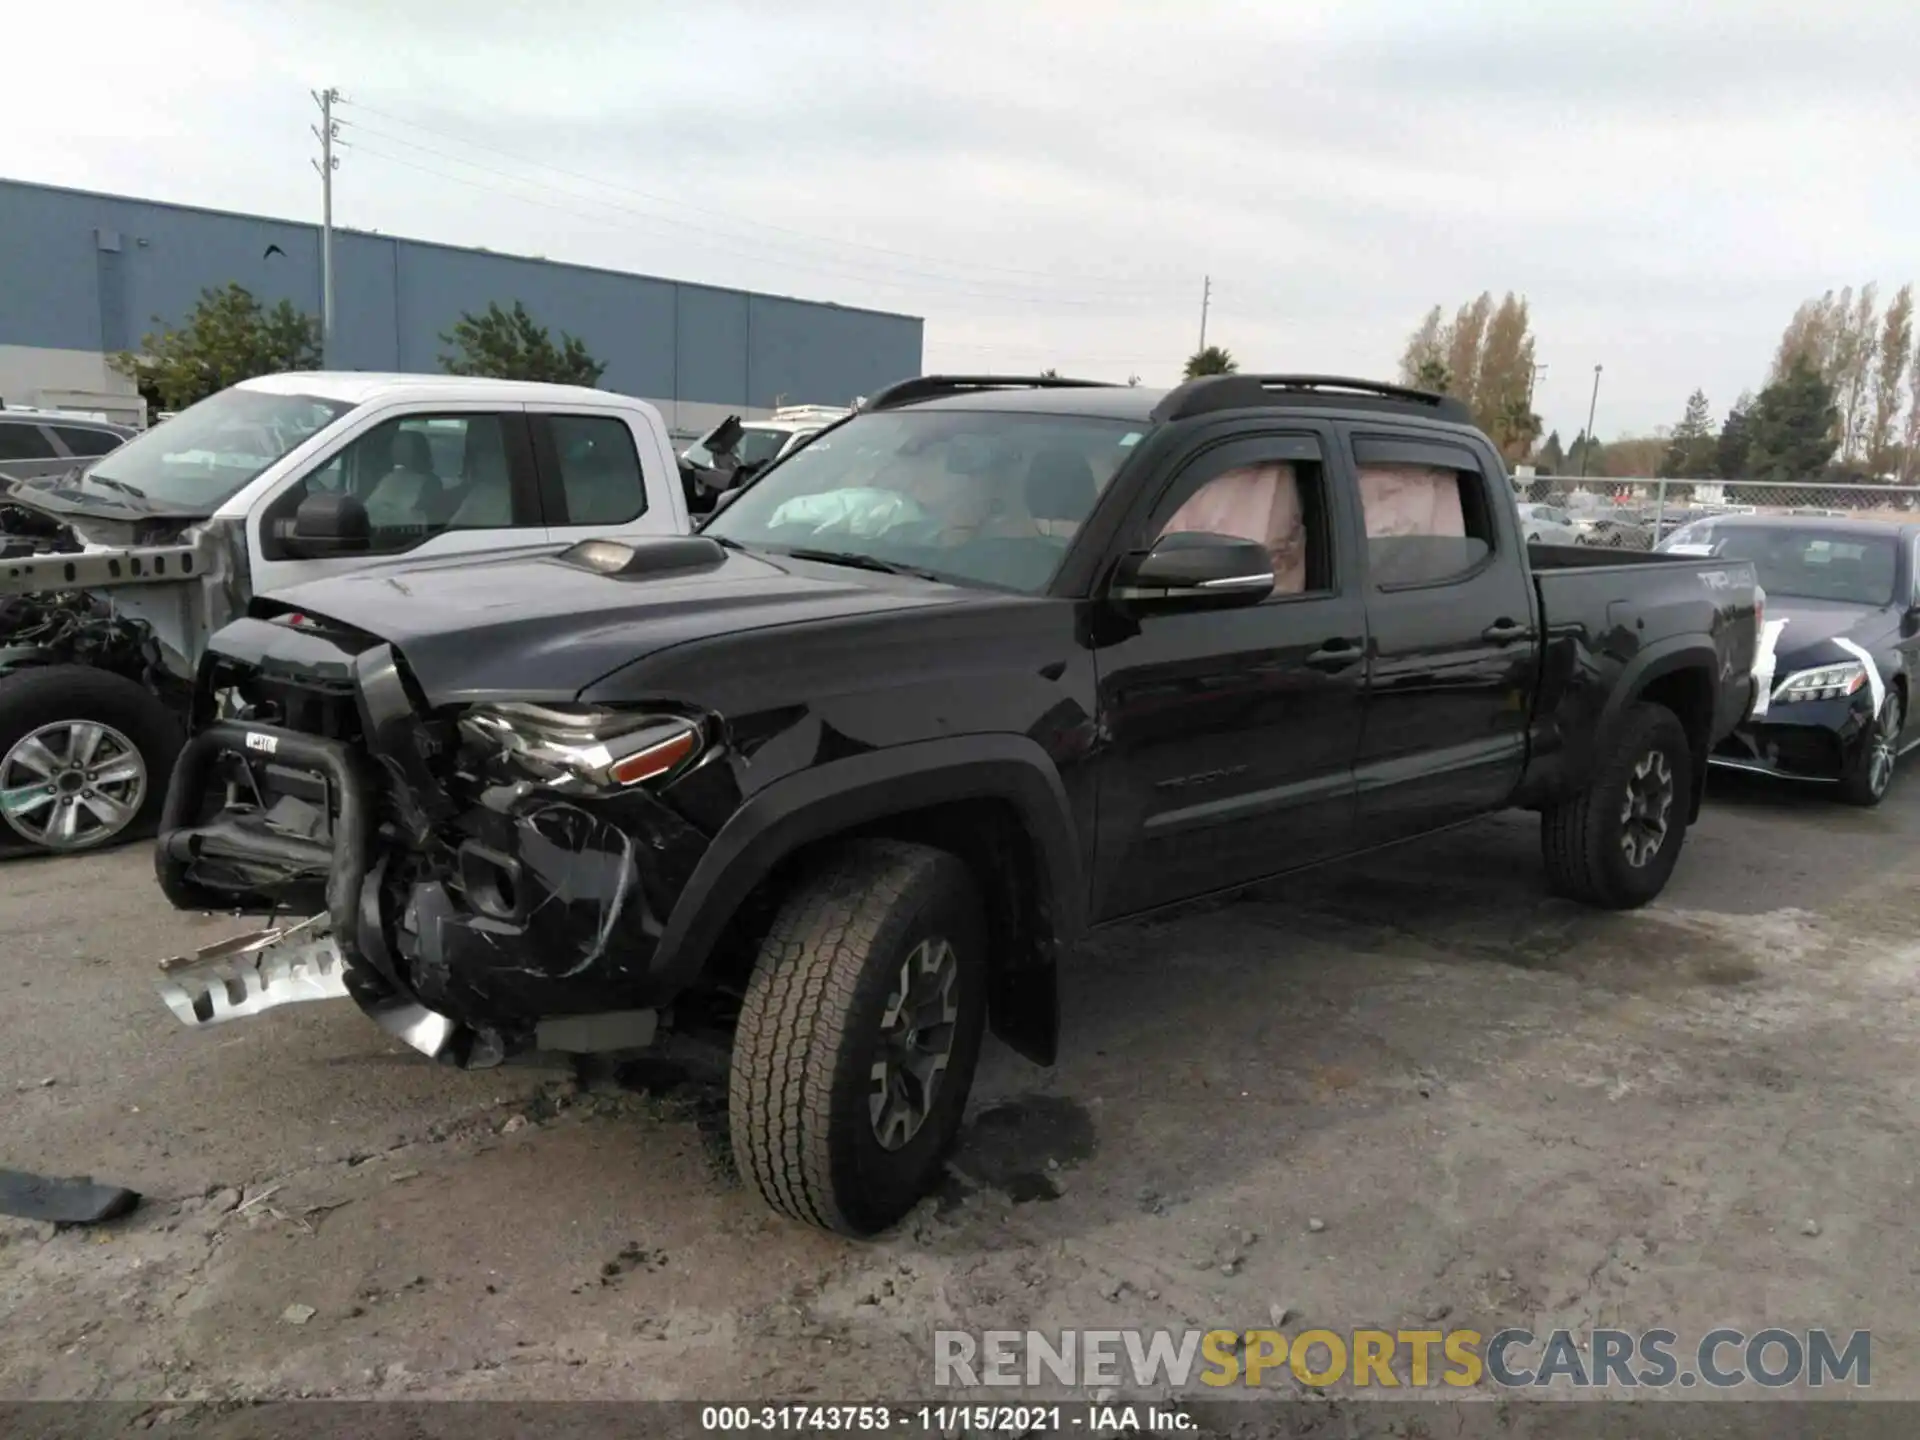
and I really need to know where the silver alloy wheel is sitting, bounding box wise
[1619,748,1675,868]
[869,936,961,1152]
[0,719,147,851]
[1866,693,1903,799]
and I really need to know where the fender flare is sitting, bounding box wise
[1596,637,1723,816]
[651,734,1086,1063]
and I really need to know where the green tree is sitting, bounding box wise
[439,300,607,385]
[1744,359,1840,484]
[1183,345,1237,379]
[1412,357,1453,393]
[1716,394,1755,480]
[1536,430,1566,474]
[1658,389,1716,478]
[1491,392,1542,465]
[1038,367,1061,379]
[110,282,321,411]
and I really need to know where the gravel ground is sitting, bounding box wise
[2,770,1916,1421]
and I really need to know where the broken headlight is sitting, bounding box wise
[459,703,703,792]
[1772,661,1867,704]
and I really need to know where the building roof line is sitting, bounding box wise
[0,175,924,326]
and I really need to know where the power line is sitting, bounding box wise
[341,121,1172,306]
[337,98,1192,298]
[342,142,1175,316]
[341,122,1154,303]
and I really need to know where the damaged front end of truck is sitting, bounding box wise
[154,608,726,1069]
[0,482,251,691]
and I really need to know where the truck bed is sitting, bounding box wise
[1518,541,1759,812]
[1525,541,1703,572]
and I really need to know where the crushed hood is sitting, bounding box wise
[254,538,975,704]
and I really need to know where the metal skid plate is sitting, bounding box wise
[157,914,349,1027]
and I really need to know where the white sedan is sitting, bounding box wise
[1517,502,1589,544]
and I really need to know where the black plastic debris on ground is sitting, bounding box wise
[0,1168,140,1225]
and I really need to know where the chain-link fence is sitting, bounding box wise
[1512,476,1920,551]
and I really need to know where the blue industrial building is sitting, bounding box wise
[0,177,924,436]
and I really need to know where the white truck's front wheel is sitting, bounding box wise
[0,667,181,853]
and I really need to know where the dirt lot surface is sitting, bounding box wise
[3,772,1917,1423]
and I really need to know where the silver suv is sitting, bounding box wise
[0,410,135,482]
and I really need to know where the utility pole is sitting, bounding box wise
[311,87,342,365]
[1197,275,1211,354]
[1579,363,1603,478]
[1526,361,1547,411]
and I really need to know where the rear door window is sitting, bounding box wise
[1351,437,1499,588]
[539,415,648,526]
[0,421,57,461]
[52,425,123,457]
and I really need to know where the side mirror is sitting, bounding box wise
[286,492,371,558]
[1113,532,1275,608]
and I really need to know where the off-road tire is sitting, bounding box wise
[0,665,182,854]
[729,839,987,1237]
[1541,701,1692,909]
[1838,685,1904,808]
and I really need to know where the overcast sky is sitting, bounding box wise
[11,0,1918,437]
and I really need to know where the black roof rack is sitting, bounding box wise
[860,374,1120,412]
[1150,374,1474,427]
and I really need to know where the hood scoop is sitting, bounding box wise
[556,536,728,580]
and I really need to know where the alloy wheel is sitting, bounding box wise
[0,720,147,851]
[1866,694,1903,800]
[869,937,960,1151]
[1619,748,1675,868]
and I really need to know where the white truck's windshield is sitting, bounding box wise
[88,388,353,513]
[685,424,791,470]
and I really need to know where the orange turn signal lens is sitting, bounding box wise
[607,728,699,786]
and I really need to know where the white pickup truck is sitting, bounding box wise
[0,372,695,854]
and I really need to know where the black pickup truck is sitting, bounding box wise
[153,374,1759,1236]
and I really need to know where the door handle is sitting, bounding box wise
[1305,638,1362,671]
[1482,619,1531,643]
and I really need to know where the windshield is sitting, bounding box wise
[684,425,791,470]
[1663,523,1899,606]
[90,387,353,511]
[703,409,1145,593]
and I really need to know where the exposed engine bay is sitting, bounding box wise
[156,616,721,1070]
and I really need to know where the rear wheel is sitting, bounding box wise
[0,667,181,854]
[1541,702,1693,909]
[729,840,987,1236]
[1838,687,1903,808]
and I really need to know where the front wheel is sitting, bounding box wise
[0,666,182,854]
[729,839,987,1236]
[1838,687,1903,807]
[1540,702,1693,909]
